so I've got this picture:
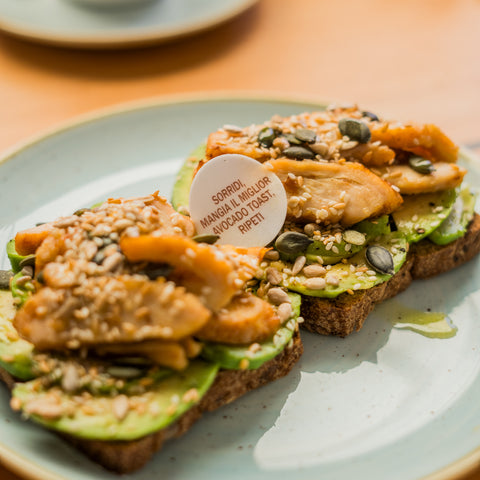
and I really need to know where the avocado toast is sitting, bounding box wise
[0,193,303,473]
[172,105,480,336]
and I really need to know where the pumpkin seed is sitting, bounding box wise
[114,356,152,366]
[106,366,143,379]
[258,127,276,148]
[19,255,35,269]
[362,111,379,122]
[409,156,435,174]
[338,118,371,143]
[283,146,315,160]
[93,251,105,265]
[294,128,317,144]
[0,270,13,289]
[36,270,45,284]
[141,263,174,280]
[192,234,220,244]
[365,245,394,275]
[73,208,89,216]
[343,230,366,246]
[283,133,302,145]
[275,232,313,255]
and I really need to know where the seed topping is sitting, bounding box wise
[365,245,395,275]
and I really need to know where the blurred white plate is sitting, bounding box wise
[1,94,480,480]
[0,0,258,49]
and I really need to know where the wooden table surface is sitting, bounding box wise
[0,0,479,479]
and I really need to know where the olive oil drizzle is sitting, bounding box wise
[389,301,457,339]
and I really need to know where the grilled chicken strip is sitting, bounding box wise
[120,235,264,311]
[370,123,459,163]
[14,276,211,351]
[371,162,466,195]
[196,292,281,345]
[266,158,403,226]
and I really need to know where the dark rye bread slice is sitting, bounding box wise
[0,330,302,474]
[301,213,480,337]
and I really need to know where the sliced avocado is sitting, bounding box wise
[288,232,408,298]
[355,215,391,238]
[392,189,457,243]
[201,293,301,370]
[304,216,391,264]
[10,271,34,306]
[0,290,35,380]
[171,143,205,212]
[428,188,477,245]
[305,231,366,262]
[13,360,219,441]
[6,239,26,274]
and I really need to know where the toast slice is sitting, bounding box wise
[0,331,302,474]
[300,213,480,336]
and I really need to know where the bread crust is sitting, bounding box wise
[301,213,480,337]
[0,330,302,474]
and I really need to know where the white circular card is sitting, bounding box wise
[189,154,287,247]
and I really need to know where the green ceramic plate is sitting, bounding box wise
[1,94,480,480]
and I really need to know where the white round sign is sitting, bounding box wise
[189,154,287,247]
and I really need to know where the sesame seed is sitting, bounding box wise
[182,388,200,403]
[239,359,250,370]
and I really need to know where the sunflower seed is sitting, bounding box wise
[291,255,307,276]
[267,287,290,305]
[303,277,327,290]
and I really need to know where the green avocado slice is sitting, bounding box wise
[10,271,34,306]
[392,189,457,243]
[200,293,301,370]
[171,144,205,212]
[6,239,27,274]
[287,232,408,298]
[0,290,35,380]
[428,188,477,245]
[13,360,219,441]
[303,215,391,264]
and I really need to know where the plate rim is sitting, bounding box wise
[0,91,479,480]
[0,0,259,49]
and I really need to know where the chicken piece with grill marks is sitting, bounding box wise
[266,158,403,226]
[13,275,211,352]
